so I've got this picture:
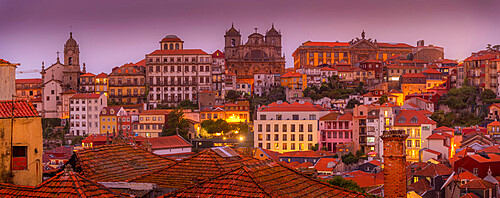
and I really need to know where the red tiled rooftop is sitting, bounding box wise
[427,133,446,140]
[70,143,175,182]
[394,110,437,126]
[15,78,42,84]
[148,49,208,55]
[460,193,481,198]
[280,150,334,158]
[212,49,224,58]
[281,71,303,78]
[321,67,337,71]
[434,126,455,132]
[468,153,500,163]
[148,135,192,150]
[313,158,340,172]
[478,145,500,153]
[100,106,124,116]
[162,160,366,197]
[96,72,108,78]
[346,175,384,188]
[414,163,453,177]
[0,59,12,64]
[401,73,426,78]
[407,179,431,195]
[80,72,96,77]
[488,121,500,126]
[460,179,495,189]
[319,112,352,121]
[0,100,38,118]
[422,68,443,74]
[0,169,130,197]
[453,170,479,181]
[259,102,327,112]
[70,93,102,99]
[131,147,259,189]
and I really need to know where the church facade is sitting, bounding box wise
[40,32,83,118]
[224,24,286,82]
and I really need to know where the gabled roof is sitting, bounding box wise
[478,145,500,153]
[69,143,175,182]
[314,157,340,172]
[281,71,303,78]
[148,49,208,55]
[80,72,96,77]
[413,163,453,177]
[319,112,352,121]
[0,100,38,118]
[467,153,500,163]
[407,179,431,196]
[131,147,258,189]
[148,135,192,150]
[212,50,224,58]
[401,73,426,78]
[427,133,446,140]
[394,110,437,126]
[453,170,479,181]
[459,179,495,189]
[163,160,366,197]
[100,106,124,116]
[434,126,455,132]
[70,93,102,99]
[0,169,129,197]
[280,150,333,158]
[95,72,108,78]
[460,193,481,198]
[345,175,384,188]
[258,102,327,112]
[422,68,442,74]
[321,67,337,71]
[367,160,381,166]
[488,121,500,126]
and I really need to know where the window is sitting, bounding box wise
[407,140,412,148]
[308,124,313,132]
[276,115,282,120]
[291,134,296,141]
[308,134,313,141]
[299,124,304,132]
[299,134,304,141]
[12,146,27,170]
[274,124,279,132]
[274,134,279,141]
[292,115,299,120]
[345,131,349,138]
[282,124,287,132]
[473,168,478,175]
[415,140,420,148]
[266,143,271,149]
[266,134,270,141]
[291,124,296,132]
[258,134,263,141]
[282,143,287,150]
[283,134,287,141]
[260,115,266,120]
[266,124,270,132]
[339,131,343,138]
[291,143,296,150]
[309,114,316,120]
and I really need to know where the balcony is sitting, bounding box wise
[490,73,498,78]
[491,83,497,87]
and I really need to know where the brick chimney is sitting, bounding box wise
[381,130,408,198]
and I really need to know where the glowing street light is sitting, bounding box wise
[239,136,244,141]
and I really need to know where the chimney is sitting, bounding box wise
[382,129,408,198]
[0,60,18,100]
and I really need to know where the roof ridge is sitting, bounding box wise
[241,165,274,197]
[70,172,87,198]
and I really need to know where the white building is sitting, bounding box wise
[320,67,338,83]
[145,35,212,108]
[254,101,329,152]
[297,66,322,88]
[211,50,225,105]
[254,73,280,97]
[69,93,107,136]
[41,79,63,118]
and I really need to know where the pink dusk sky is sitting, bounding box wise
[1,0,499,78]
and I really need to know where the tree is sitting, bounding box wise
[162,109,190,139]
[377,95,388,104]
[311,143,319,151]
[341,152,359,165]
[326,176,365,193]
[201,119,232,134]
[179,99,198,109]
[481,89,496,103]
[346,99,360,109]
[225,90,241,102]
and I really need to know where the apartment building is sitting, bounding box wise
[15,78,42,100]
[254,101,329,153]
[318,112,353,152]
[99,106,126,135]
[393,110,436,162]
[69,93,107,136]
[108,61,146,104]
[132,110,169,138]
[145,35,212,108]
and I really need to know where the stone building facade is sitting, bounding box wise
[382,129,408,198]
[224,24,285,81]
[145,35,212,108]
[292,31,415,70]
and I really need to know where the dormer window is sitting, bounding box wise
[411,116,418,123]
[399,116,406,123]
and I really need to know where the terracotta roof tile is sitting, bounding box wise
[212,50,224,58]
[15,78,42,84]
[280,150,333,158]
[427,133,446,140]
[258,102,327,112]
[414,163,453,177]
[460,179,495,189]
[162,160,366,197]
[401,73,426,78]
[0,170,130,197]
[80,72,96,77]
[346,175,384,188]
[488,121,500,127]
[100,106,124,116]
[434,126,455,132]
[407,179,431,195]
[468,153,500,163]
[70,143,175,182]
[478,145,500,153]
[148,49,208,55]
[313,157,340,172]
[148,135,192,150]
[0,59,12,64]
[131,147,259,189]
[96,72,108,78]
[281,71,303,78]
[394,110,437,126]
[0,100,38,118]
[422,68,442,74]
[70,93,102,99]
[453,170,479,181]
[460,192,481,198]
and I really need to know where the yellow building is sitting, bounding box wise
[0,100,43,186]
[389,89,405,106]
[15,79,42,100]
[99,106,126,134]
[108,60,146,104]
[487,121,500,141]
[393,110,436,162]
[400,73,427,98]
[281,72,307,91]
[94,72,108,97]
[200,106,226,121]
[422,68,445,89]
[133,109,170,138]
[224,100,250,123]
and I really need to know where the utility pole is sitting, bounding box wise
[10,95,16,177]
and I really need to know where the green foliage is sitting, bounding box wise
[252,86,286,107]
[326,176,365,193]
[355,150,365,157]
[430,110,482,127]
[439,86,478,112]
[481,89,497,104]
[341,152,359,165]
[303,75,366,101]
[179,99,198,109]
[201,119,232,134]
[311,143,319,151]
[332,154,339,158]
[225,90,242,102]
[42,118,61,131]
[377,95,388,105]
[346,99,361,109]
[70,134,87,146]
[162,109,190,139]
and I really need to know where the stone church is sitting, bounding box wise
[224,24,285,81]
[40,32,83,118]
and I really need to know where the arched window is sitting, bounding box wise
[169,44,173,50]
[175,43,179,49]
[163,44,168,50]
[231,39,235,47]
[68,57,72,65]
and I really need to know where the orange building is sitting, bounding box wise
[15,79,42,100]
[400,73,427,98]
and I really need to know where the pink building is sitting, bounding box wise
[318,112,353,152]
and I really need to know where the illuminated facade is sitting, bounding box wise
[108,60,146,104]
[79,73,95,93]
[94,72,108,97]
[15,78,42,100]
[400,73,427,98]
[393,110,436,162]
[99,106,126,135]
[292,31,414,70]
[133,110,169,138]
